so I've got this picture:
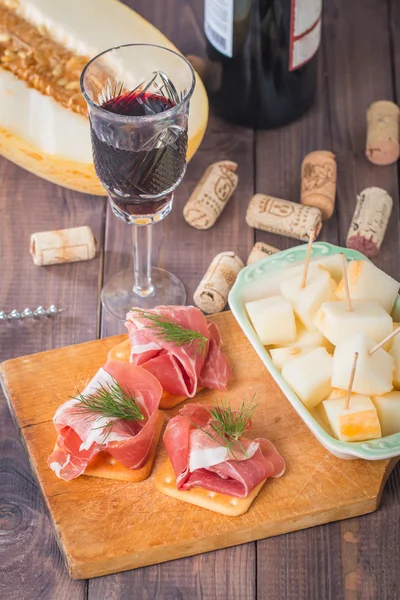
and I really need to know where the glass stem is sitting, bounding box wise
[133,224,154,297]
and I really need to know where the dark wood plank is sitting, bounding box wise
[96,0,255,598]
[258,524,345,600]
[0,162,105,599]
[89,548,255,600]
[0,166,105,356]
[389,0,400,101]
[0,399,85,600]
[324,0,400,280]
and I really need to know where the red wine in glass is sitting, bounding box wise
[90,89,188,216]
[81,46,195,319]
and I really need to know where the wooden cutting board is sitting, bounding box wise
[0,312,396,579]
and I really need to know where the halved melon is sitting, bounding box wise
[0,0,208,194]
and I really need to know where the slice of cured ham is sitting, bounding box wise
[125,306,230,398]
[47,359,162,481]
[163,404,285,498]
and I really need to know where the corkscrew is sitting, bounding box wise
[0,305,65,322]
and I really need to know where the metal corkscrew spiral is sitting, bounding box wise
[0,305,65,322]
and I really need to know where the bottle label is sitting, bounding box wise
[290,0,322,71]
[204,0,234,58]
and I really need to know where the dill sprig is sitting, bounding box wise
[207,395,258,443]
[130,309,208,356]
[187,395,258,460]
[75,379,144,423]
[74,379,144,446]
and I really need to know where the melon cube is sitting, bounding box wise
[313,299,393,345]
[286,255,344,283]
[372,392,400,436]
[269,346,312,370]
[335,260,399,314]
[389,323,400,389]
[274,321,334,353]
[322,395,381,442]
[281,347,333,409]
[317,254,344,283]
[325,388,347,400]
[332,332,394,396]
[280,265,337,331]
[245,295,296,345]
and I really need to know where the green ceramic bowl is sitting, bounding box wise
[229,241,400,460]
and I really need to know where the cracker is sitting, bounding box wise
[84,411,164,482]
[160,387,205,409]
[154,458,265,517]
[107,337,130,362]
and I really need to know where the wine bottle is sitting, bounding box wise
[204,0,322,128]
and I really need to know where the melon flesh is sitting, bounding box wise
[372,392,400,436]
[246,295,296,346]
[322,395,381,442]
[274,321,333,352]
[281,254,344,284]
[280,265,337,331]
[331,332,394,396]
[313,299,393,345]
[314,255,344,283]
[269,347,313,370]
[281,347,333,409]
[324,388,347,400]
[389,323,400,389]
[335,260,399,314]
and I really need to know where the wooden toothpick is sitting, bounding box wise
[345,352,359,410]
[369,325,400,355]
[340,253,352,311]
[300,227,315,289]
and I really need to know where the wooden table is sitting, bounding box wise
[1,1,399,598]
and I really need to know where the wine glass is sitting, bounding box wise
[80,44,196,321]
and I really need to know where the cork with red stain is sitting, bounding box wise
[346,187,393,258]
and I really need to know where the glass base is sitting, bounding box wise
[101,267,187,321]
[109,194,173,225]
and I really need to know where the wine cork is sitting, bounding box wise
[30,226,96,266]
[183,161,238,230]
[246,242,280,265]
[246,194,322,242]
[301,150,337,219]
[366,101,400,166]
[193,251,244,314]
[346,187,393,258]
